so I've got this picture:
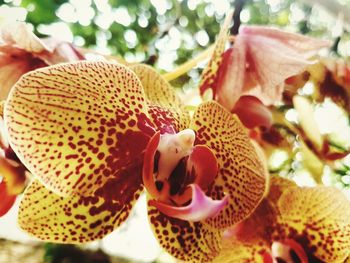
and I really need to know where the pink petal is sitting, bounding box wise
[240,26,331,57]
[39,38,85,64]
[149,184,229,222]
[232,95,272,129]
[216,41,246,111]
[0,22,49,53]
[216,25,331,108]
[241,26,330,104]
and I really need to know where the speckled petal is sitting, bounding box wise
[5,61,151,196]
[18,179,142,243]
[148,203,223,262]
[190,101,267,229]
[213,239,266,263]
[131,64,190,133]
[275,187,350,263]
[213,178,295,263]
[198,12,232,97]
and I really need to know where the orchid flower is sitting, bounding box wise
[4,61,267,261]
[214,177,350,263]
[199,15,331,129]
[309,58,350,114]
[0,22,83,100]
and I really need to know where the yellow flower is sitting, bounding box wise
[214,177,350,263]
[4,61,267,261]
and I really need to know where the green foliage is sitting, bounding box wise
[2,0,345,67]
[1,0,349,76]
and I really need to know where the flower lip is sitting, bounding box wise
[149,184,229,222]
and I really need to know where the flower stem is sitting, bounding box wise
[162,45,214,81]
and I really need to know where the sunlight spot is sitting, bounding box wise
[73,35,85,46]
[210,0,230,16]
[188,0,201,11]
[114,7,131,27]
[269,150,289,171]
[150,0,168,15]
[0,5,27,22]
[285,109,298,123]
[266,0,281,12]
[299,82,314,95]
[179,16,188,27]
[124,29,138,48]
[94,0,110,13]
[95,12,114,30]
[204,5,214,17]
[289,3,306,23]
[56,3,77,23]
[195,30,209,46]
[37,22,73,42]
[240,9,250,23]
[138,15,148,28]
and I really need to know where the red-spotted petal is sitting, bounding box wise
[218,177,350,263]
[213,239,267,263]
[149,184,228,222]
[274,186,350,263]
[213,178,296,263]
[18,179,143,243]
[190,101,267,229]
[148,203,223,262]
[131,64,190,133]
[5,61,152,197]
[0,180,16,217]
[199,12,232,97]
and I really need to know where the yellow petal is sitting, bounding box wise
[293,95,324,152]
[5,61,151,196]
[299,140,324,183]
[198,11,232,96]
[190,101,267,229]
[0,100,4,116]
[131,64,190,133]
[214,178,296,263]
[277,186,350,262]
[18,180,142,243]
[213,239,265,263]
[148,203,222,262]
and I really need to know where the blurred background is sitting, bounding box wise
[0,0,350,262]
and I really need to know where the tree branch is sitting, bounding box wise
[230,0,246,35]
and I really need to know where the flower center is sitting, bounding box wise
[142,129,218,205]
[156,129,195,182]
[269,240,308,263]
